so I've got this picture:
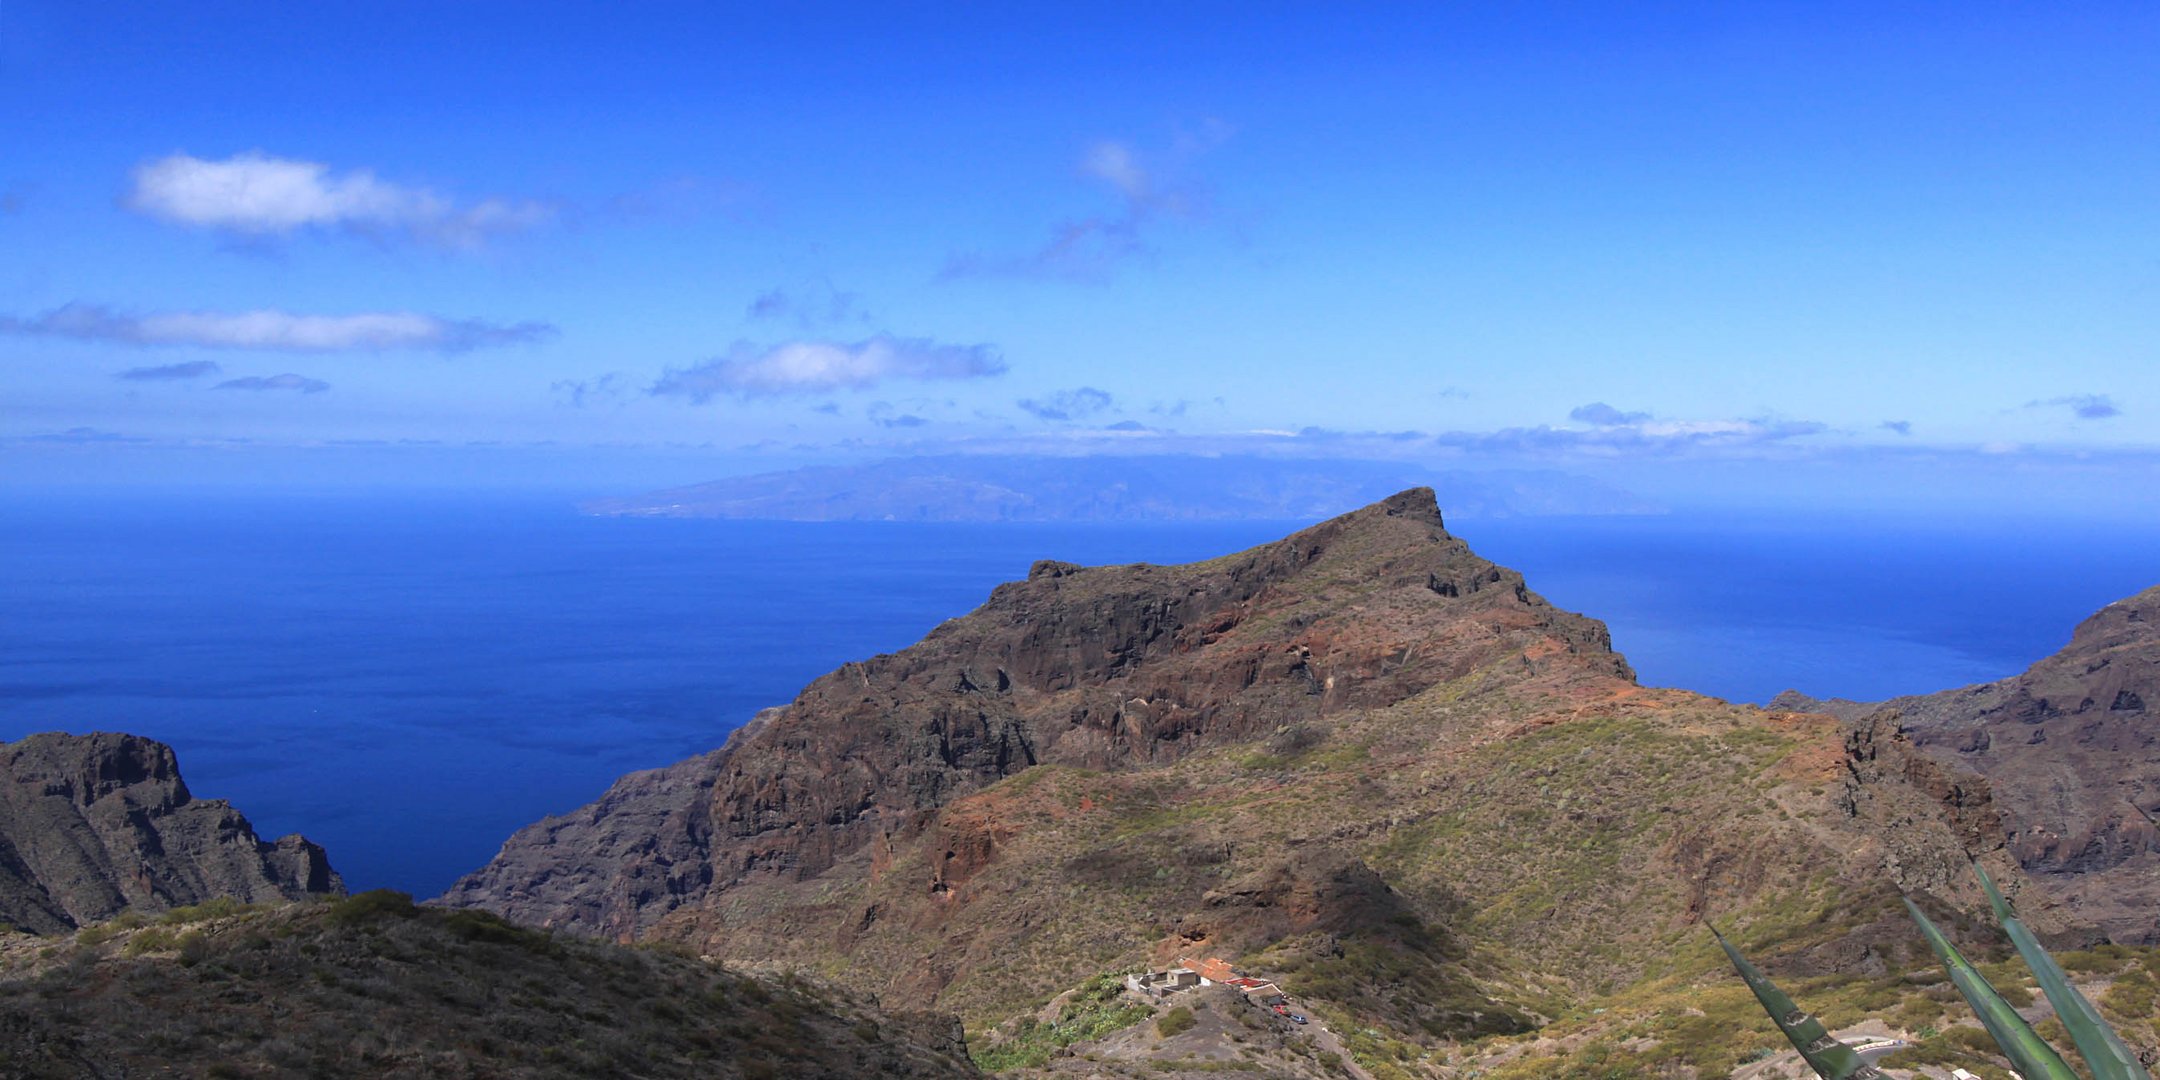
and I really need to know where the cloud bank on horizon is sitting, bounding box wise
[2,4,2153,508]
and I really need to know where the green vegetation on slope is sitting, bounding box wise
[0,892,976,1079]
[971,972,1154,1072]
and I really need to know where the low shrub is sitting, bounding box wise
[325,890,418,927]
[1157,1006,1197,1037]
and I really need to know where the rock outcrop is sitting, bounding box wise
[1775,584,2160,943]
[0,732,340,933]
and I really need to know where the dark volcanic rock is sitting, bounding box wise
[0,732,340,933]
[1780,584,2160,943]
[444,488,1634,937]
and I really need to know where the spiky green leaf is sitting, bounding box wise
[1712,927,1885,1080]
[1974,862,2151,1080]
[1904,895,2080,1080]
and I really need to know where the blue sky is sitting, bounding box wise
[3,2,2156,510]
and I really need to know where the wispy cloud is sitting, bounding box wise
[746,280,869,328]
[2028,393,2121,420]
[214,373,329,394]
[551,373,630,408]
[1018,386,1115,421]
[1148,396,1225,419]
[942,124,1229,281]
[3,303,554,352]
[1442,417,1828,456]
[117,360,222,381]
[868,401,931,428]
[1569,402,1652,426]
[649,335,1005,401]
[16,427,150,444]
[1881,419,1913,435]
[126,152,552,249]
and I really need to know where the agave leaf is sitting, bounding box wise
[1974,861,2151,1080]
[1904,895,2080,1080]
[1711,927,1886,1080]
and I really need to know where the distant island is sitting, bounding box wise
[581,453,1664,522]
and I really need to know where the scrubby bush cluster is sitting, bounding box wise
[0,894,975,1078]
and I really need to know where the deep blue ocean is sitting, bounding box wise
[4,492,2155,897]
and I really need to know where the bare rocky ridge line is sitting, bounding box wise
[441,487,1632,936]
[0,731,341,933]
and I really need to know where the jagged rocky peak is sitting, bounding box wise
[443,488,1636,937]
[0,731,342,934]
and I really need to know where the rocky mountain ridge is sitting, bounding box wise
[445,487,1633,938]
[0,731,340,933]
[1772,583,2160,944]
[442,488,2089,1075]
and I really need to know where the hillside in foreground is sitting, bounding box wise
[0,892,978,1079]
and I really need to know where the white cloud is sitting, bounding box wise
[650,336,1005,401]
[127,152,551,248]
[1,303,554,352]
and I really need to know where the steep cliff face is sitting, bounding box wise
[1775,584,2160,943]
[0,732,340,933]
[445,489,2056,1047]
[445,488,1631,939]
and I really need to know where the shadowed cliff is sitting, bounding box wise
[0,732,340,933]
[1775,583,2160,944]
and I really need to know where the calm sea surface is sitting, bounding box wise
[3,492,2154,896]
